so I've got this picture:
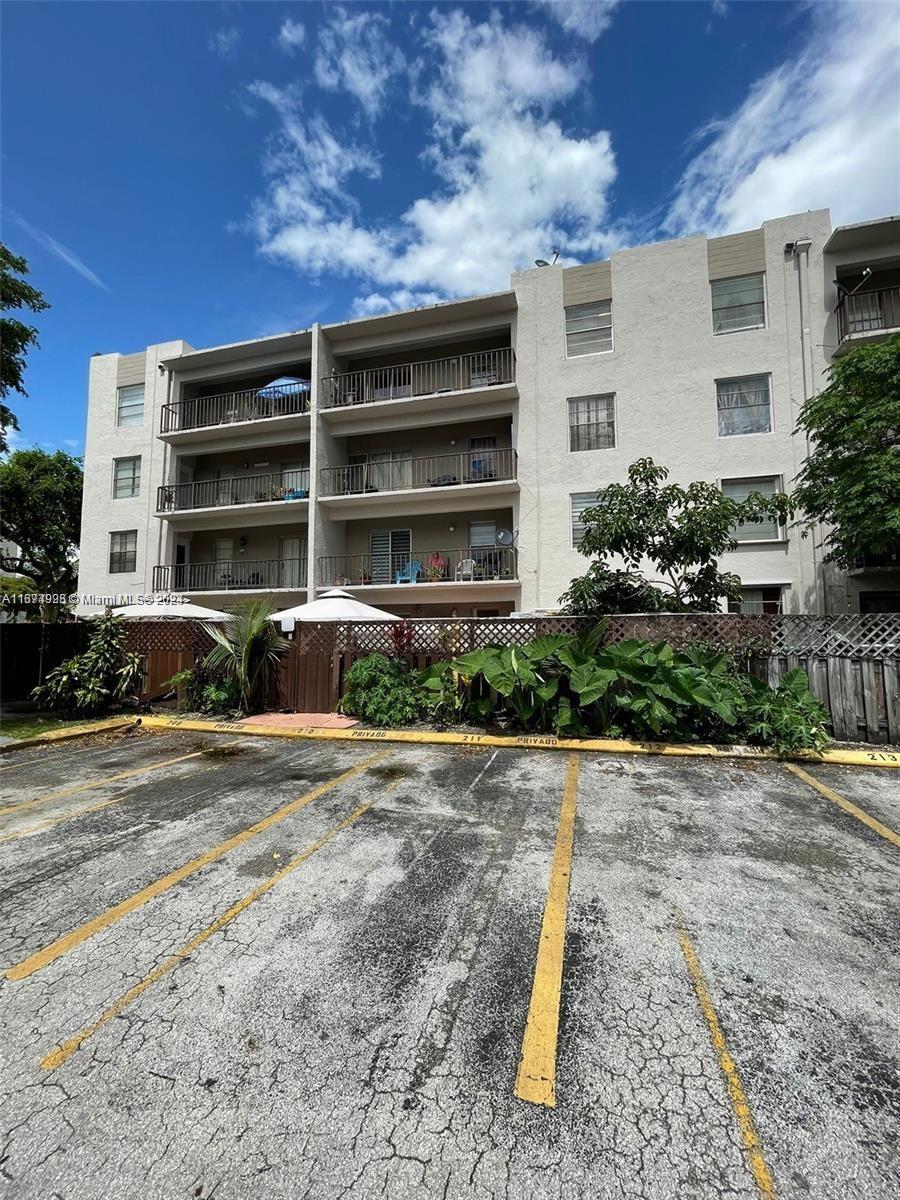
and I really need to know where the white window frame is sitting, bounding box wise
[721,475,785,544]
[715,374,773,438]
[108,530,137,574]
[565,300,613,357]
[570,492,598,548]
[116,384,145,428]
[710,273,767,335]
[112,456,141,499]
[568,394,616,452]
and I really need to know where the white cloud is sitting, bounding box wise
[248,11,619,299]
[277,18,305,54]
[666,2,900,235]
[247,83,380,195]
[351,290,446,318]
[7,213,109,290]
[532,0,620,42]
[314,6,405,120]
[209,27,240,61]
[711,0,727,16]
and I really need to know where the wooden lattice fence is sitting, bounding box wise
[276,612,900,742]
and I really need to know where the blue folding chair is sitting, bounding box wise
[395,560,421,584]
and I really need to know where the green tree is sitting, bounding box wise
[561,458,793,613]
[793,335,900,568]
[203,599,291,714]
[0,449,83,610]
[1,244,51,453]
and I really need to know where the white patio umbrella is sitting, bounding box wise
[270,591,397,624]
[101,601,231,621]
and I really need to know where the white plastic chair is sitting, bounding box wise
[456,558,477,581]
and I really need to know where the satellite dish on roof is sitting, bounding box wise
[496,528,515,547]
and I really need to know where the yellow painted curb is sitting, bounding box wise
[0,718,140,754]
[138,714,899,769]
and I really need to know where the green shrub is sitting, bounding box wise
[449,634,830,752]
[737,668,829,753]
[32,612,145,716]
[165,662,240,715]
[339,654,421,726]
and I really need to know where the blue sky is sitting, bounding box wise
[3,0,898,458]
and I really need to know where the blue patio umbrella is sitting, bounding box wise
[256,375,309,399]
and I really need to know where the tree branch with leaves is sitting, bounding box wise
[1,243,50,453]
[561,458,794,614]
[793,335,900,569]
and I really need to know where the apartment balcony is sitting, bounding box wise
[835,287,900,355]
[318,448,518,518]
[320,347,516,432]
[156,469,310,529]
[318,547,518,603]
[159,380,311,445]
[153,558,307,595]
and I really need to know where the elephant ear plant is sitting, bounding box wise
[202,599,291,715]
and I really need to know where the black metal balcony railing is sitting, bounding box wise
[160,381,311,434]
[321,347,515,409]
[157,469,310,513]
[319,547,517,587]
[319,448,517,496]
[153,558,307,593]
[837,287,900,343]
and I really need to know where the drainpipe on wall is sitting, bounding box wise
[791,237,824,615]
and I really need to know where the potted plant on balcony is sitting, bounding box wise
[424,553,446,582]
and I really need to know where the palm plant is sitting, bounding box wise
[202,599,291,714]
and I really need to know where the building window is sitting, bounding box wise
[109,530,137,574]
[716,375,771,436]
[722,477,783,542]
[571,492,598,547]
[112,456,141,498]
[569,394,615,451]
[711,274,765,333]
[727,586,783,615]
[565,300,612,356]
[116,384,144,427]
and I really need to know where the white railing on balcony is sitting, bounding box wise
[321,347,515,409]
[160,381,310,434]
[157,469,310,513]
[153,558,307,593]
[319,448,517,496]
[319,547,517,587]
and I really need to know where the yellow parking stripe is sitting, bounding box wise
[6,749,389,982]
[0,746,227,818]
[677,922,778,1200]
[514,752,579,1108]
[42,799,375,1071]
[0,792,144,846]
[138,713,900,769]
[783,763,900,848]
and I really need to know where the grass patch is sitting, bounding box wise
[0,713,108,741]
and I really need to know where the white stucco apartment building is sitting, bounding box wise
[75,209,900,618]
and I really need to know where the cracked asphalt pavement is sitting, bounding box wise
[1,726,898,1199]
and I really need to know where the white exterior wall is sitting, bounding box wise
[512,210,833,613]
[77,341,191,608]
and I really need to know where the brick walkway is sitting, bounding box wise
[239,712,358,729]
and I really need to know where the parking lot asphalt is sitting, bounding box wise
[1,727,898,1200]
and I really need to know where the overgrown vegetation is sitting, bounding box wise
[339,654,422,726]
[31,612,144,715]
[793,335,900,568]
[165,661,241,716]
[202,599,291,714]
[560,458,794,615]
[335,628,829,754]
